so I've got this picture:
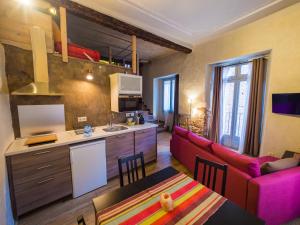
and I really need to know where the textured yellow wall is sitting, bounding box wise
[143,3,300,156]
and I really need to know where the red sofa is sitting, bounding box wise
[170,126,300,225]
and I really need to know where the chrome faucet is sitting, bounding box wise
[108,112,115,128]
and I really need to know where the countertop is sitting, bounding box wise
[5,123,158,156]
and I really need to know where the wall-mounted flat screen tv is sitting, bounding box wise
[272,93,300,115]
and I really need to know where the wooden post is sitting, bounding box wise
[136,52,140,75]
[131,35,137,74]
[108,46,112,64]
[30,26,49,83]
[59,7,68,62]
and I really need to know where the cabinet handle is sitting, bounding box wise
[33,150,51,156]
[37,164,53,170]
[37,177,54,185]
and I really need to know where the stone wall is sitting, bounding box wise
[4,45,132,137]
[178,107,210,138]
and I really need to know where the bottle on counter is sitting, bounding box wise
[135,111,140,125]
[139,113,145,124]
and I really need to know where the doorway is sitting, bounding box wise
[153,74,179,132]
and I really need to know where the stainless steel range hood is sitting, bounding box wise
[12,82,63,96]
[11,26,64,96]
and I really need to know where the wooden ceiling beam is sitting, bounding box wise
[46,0,192,54]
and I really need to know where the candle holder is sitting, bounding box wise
[160,193,174,212]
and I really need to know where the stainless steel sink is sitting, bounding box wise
[103,126,128,132]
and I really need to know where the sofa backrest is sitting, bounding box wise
[211,143,261,178]
[173,126,189,138]
[187,132,213,152]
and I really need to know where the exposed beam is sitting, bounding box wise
[108,46,112,64]
[46,0,192,54]
[132,35,137,74]
[59,6,68,62]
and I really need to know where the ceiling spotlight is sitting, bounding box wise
[49,7,57,16]
[86,70,94,81]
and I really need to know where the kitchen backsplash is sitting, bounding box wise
[4,45,132,137]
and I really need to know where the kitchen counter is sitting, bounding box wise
[5,123,158,156]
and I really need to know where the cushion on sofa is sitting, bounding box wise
[187,132,213,152]
[257,156,279,165]
[261,157,299,175]
[173,126,189,138]
[211,143,261,177]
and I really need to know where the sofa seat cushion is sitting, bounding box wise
[187,132,213,152]
[211,143,261,177]
[174,126,189,138]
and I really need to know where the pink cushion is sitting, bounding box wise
[187,132,213,152]
[211,143,261,177]
[173,126,189,138]
[258,156,279,165]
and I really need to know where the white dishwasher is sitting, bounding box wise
[70,140,107,198]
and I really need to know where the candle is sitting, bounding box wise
[160,193,174,212]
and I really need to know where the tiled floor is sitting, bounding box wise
[18,132,189,225]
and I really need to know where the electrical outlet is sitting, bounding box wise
[126,112,134,117]
[78,116,87,122]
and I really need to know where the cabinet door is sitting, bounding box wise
[106,132,134,179]
[7,145,72,217]
[135,128,157,164]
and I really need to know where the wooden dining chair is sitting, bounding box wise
[194,156,228,196]
[118,152,146,187]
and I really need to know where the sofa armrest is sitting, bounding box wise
[247,166,300,225]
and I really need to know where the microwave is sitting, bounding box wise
[118,95,142,112]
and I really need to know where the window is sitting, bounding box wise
[220,63,252,151]
[163,78,175,112]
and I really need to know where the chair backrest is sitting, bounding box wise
[194,156,228,196]
[118,152,146,187]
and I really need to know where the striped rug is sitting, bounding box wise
[97,173,226,225]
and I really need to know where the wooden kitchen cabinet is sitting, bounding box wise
[135,128,157,164]
[6,145,72,217]
[105,132,135,179]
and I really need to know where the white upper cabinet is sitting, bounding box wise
[110,73,142,96]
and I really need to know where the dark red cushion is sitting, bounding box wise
[174,126,189,138]
[55,42,101,61]
[211,143,261,177]
[187,132,213,152]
